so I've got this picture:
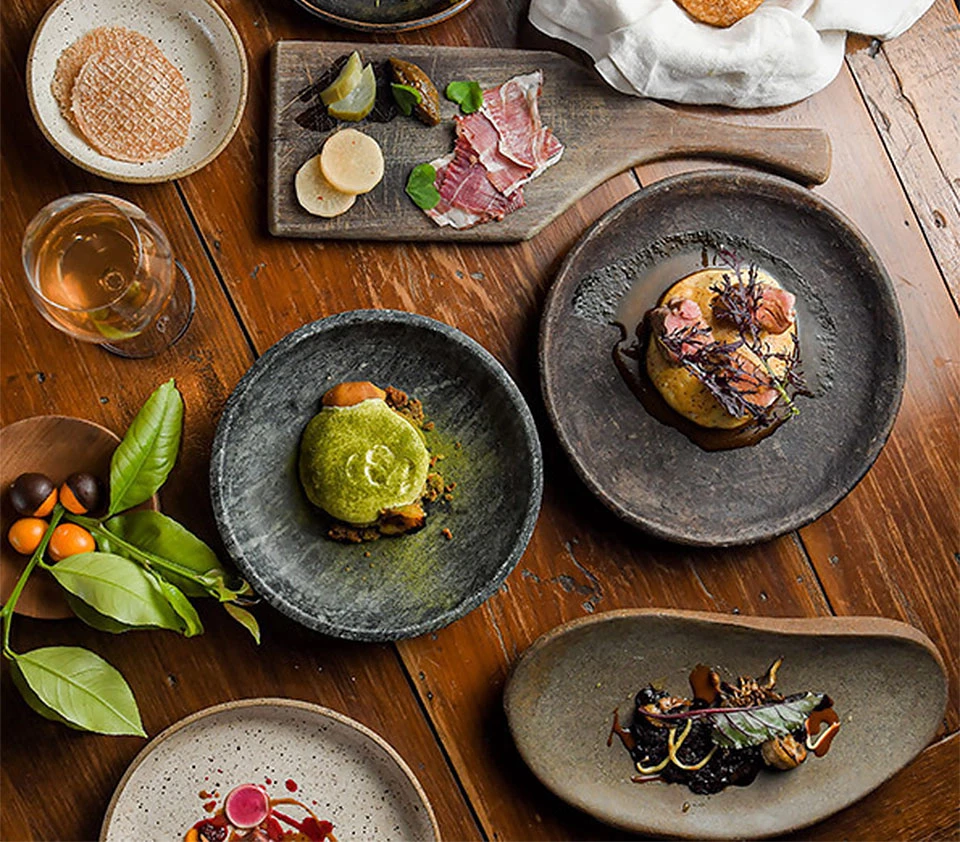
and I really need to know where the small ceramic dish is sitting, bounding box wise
[504,609,947,840]
[100,697,440,841]
[211,310,543,641]
[0,415,159,619]
[26,0,248,183]
[289,0,476,32]
[540,169,906,546]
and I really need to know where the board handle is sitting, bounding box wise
[644,111,832,185]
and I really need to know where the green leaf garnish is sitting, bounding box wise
[108,379,183,515]
[406,163,441,210]
[391,83,422,116]
[224,602,261,645]
[445,80,483,114]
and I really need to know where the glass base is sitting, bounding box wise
[103,261,196,359]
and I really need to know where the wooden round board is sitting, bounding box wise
[540,169,906,546]
[0,415,158,619]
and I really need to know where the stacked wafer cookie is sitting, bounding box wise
[52,26,191,162]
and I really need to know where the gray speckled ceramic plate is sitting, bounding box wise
[504,609,947,840]
[100,698,440,841]
[289,0,476,31]
[27,0,248,182]
[211,310,542,641]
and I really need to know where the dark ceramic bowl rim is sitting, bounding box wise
[288,0,476,32]
[211,309,543,641]
[539,169,907,547]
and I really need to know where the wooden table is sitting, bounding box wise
[2,0,958,839]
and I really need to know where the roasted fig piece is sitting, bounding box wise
[388,58,441,126]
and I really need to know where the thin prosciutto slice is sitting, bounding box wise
[480,71,563,176]
[419,69,563,229]
[425,145,525,230]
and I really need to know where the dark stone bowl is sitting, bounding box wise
[211,310,542,641]
[540,170,906,546]
[288,0,475,32]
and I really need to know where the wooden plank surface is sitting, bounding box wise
[1,0,957,839]
[0,4,481,842]
[633,61,960,735]
[846,0,960,306]
[268,41,830,242]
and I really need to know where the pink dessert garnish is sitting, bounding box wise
[224,783,270,828]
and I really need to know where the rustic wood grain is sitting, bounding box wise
[269,41,830,242]
[790,733,960,842]
[0,4,481,841]
[632,63,960,736]
[3,0,957,839]
[846,0,960,306]
[176,3,843,841]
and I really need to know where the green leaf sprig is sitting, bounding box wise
[390,83,422,116]
[405,163,441,210]
[445,80,483,114]
[1,380,259,737]
[641,692,827,750]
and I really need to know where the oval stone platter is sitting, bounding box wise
[540,169,906,546]
[504,609,947,840]
[211,310,542,641]
[100,698,440,841]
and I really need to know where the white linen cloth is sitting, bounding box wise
[528,0,934,107]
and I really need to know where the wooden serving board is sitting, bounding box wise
[268,42,832,243]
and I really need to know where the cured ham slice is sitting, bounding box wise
[417,69,563,229]
[455,112,532,196]
[481,71,564,176]
[424,147,525,230]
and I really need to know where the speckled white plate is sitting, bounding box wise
[27,0,248,182]
[100,698,441,841]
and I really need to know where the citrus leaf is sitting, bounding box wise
[48,552,183,631]
[103,511,225,597]
[109,379,183,514]
[224,603,260,645]
[151,575,203,637]
[65,593,140,634]
[10,646,145,736]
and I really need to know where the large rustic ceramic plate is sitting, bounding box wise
[100,698,440,841]
[0,415,159,619]
[27,0,248,182]
[288,0,476,32]
[211,310,542,641]
[504,609,947,840]
[540,170,906,546]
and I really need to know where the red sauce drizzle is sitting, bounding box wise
[265,777,273,785]
[285,778,298,793]
[606,709,636,751]
[203,801,217,813]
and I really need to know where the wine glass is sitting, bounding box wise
[21,193,195,358]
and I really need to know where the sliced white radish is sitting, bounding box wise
[320,128,384,195]
[295,153,356,217]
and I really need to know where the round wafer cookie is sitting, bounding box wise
[71,45,191,162]
[51,27,162,128]
[674,0,764,27]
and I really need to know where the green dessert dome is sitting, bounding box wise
[299,398,430,525]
